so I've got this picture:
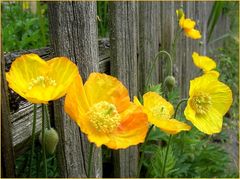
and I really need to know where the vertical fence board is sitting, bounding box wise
[1,51,16,177]
[138,2,161,93]
[48,2,102,177]
[109,2,139,177]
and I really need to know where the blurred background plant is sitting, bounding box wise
[2,1,238,178]
[2,2,49,52]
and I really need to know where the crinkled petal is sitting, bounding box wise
[184,106,223,134]
[6,54,47,102]
[84,73,130,113]
[143,92,174,117]
[205,70,220,78]
[184,28,201,39]
[192,52,216,71]
[106,103,148,149]
[65,74,90,122]
[150,118,191,135]
[181,18,196,29]
[47,57,78,100]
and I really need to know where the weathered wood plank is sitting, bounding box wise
[4,38,110,157]
[138,2,161,93]
[1,49,16,177]
[109,2,139,177]
[48,1,102,177]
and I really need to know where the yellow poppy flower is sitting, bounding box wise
[64,73,148,149]
[6,53,78,104]
[184,74,232,134]
[134,92,191,135]
[192,52,220,78]
[177,9,201,39]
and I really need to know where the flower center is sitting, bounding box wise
[87,101,121,133]
[28,75,57,90]
[151,105,171,120]
[190,92,212,115]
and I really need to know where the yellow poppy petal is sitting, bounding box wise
[185,106,223,134]
[181,18,196,29]
[133,96,142,106]
[184,28,201,39]
[185,74,232,134]
[84,73,130,113]
[107,103,148,149]
[192,52,216,71]
[47,57,79,100]
[205,70,220,78]
[143,92,174,118]
[65,74,90,122]
[150,118,191,135]
[6,54,47,99]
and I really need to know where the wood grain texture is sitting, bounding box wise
[48,2,102,177]
[1,49,16,177]
[138,2,161,93]
[109,2,139,177]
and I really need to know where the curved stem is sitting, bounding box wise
[44,104,51,129]
[28,104,37,177]
[41,104,48,177]
[173,98,188,118]
[161,98,188,177]
[145,50,173,91]
[137,125,154,177]
[87,143,94,178]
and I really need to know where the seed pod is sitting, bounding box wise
[39,128,59,155]
[164,75,176,91]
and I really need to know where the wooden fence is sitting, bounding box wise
[1,1,229,178]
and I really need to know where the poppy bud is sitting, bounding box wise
[164,75,176,91]
[39,128,59,155]
[176,9,184,19]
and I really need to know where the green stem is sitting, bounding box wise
[170,28,182,61]
[87,143,94,178]
[145,50,173,91]
[28,104,37,177]
[161,98,188,177]
[174,98,188,118]
[161,134,172,177]
[137,125,154,177]
[41,104,48,177]
[44,104,51,129]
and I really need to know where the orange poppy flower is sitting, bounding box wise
[6,53,78,104]
[134,92,191,135]
[64,73,148,149]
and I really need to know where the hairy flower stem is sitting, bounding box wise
[87,143,94,177]
[41,104,48,177]
[145,50,173,92]
[137,125,154,177]
[28,104,37,177]
[170,29,182,61]
[161,98,188,177]
[44,104,51,129]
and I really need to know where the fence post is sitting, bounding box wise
[109,2,139,177]
[138,2,162,93]
[48,2,102,177]
[1,49,16,177]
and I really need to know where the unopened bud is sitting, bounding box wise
[176,9,184,19]
[164,75,176,91]
[39,128,59,155]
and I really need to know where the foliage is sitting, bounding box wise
[97,1,109,37]
[15,143,59,177]
[140,88,238,178]
[2,2,49,52]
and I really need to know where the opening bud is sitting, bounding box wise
[176,9,184,19]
